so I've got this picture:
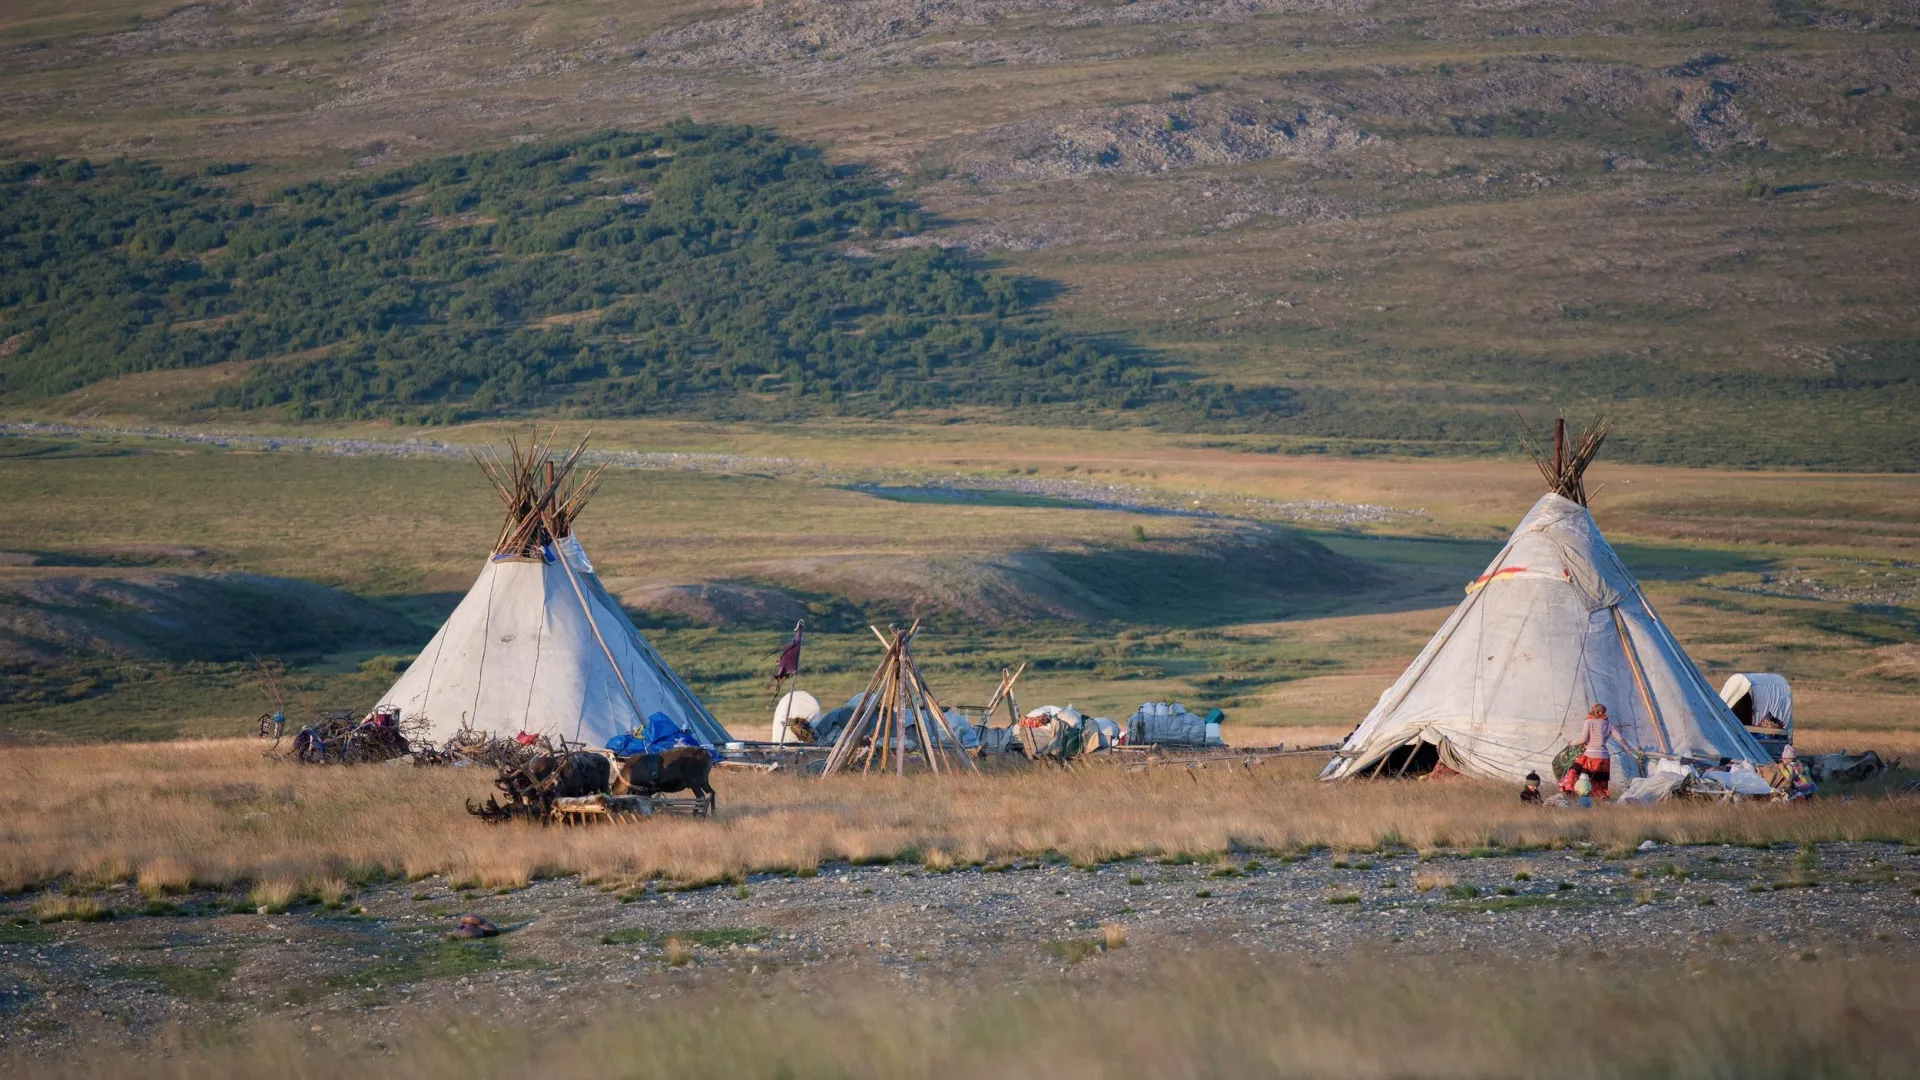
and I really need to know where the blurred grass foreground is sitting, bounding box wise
[14,950,1917,1079]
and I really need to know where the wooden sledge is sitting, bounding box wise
[712,740,831,772]
[547,793,713,824]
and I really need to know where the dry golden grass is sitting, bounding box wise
[247,877,297,914]
[315,876,348,908]
[29,893,105,923]
[663,937,693,968]
[134,856,190,898]
[10,950,1918,1079]
[3,739,1916,893]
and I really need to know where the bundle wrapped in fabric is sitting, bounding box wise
[1615,760,1692,804]
[1018,706,1086,762]
[808,696,861,746]
[1697,761,1774,797]
[1012,705,1119,759]
[1126,702,1214,747]
[976,726,1021,754]
[941,707,981,749]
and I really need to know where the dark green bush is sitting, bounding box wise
[0,126,1223,425]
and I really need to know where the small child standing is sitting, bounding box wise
[1520,771,1543,803]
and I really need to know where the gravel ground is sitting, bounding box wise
[3,841,1915,1056]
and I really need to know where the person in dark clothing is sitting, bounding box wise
[1520,771,1543,803]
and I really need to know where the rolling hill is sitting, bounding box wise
[1,0,1917,466]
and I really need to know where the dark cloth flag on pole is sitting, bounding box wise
[768,620,804,689]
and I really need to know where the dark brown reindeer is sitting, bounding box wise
[610,746,716,811]
[467,750,613,824]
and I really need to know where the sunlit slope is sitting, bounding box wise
[3,1,1916,465]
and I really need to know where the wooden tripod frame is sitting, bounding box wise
[980,663,1026,727]
[820,621,979,777]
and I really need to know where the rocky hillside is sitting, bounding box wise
[2,0,1917,465]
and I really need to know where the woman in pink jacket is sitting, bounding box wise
[1559,703,1613,799]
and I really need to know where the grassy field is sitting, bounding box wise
[12,949,1920,1078]
[1,420,1914,740]
[2,732,1916,895]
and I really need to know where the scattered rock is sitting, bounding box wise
[944,100,1376,183]
[449,915,498,939]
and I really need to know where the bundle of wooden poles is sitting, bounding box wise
[822,621,979,777]
[473,430,609,558]
[1518,414,1609,506]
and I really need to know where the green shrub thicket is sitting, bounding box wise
[0,125,1255,424]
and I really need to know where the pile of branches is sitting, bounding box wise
[269,710,415,766]
[411,723,546,769]
[474,429,608,558]
[1518,414,1609,506]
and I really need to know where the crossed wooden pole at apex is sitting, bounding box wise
[820,621,980,778]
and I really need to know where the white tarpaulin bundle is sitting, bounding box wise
[1127,702,1219,747]
[1323,493,1768,783]
[377,536,730,749]
[1718,672,1793,727]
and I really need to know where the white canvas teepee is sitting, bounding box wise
[376,435,729,750]
[1323,427,1767,783]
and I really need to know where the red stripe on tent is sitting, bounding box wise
[1465,566,1530,594]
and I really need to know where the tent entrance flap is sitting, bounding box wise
[1366,740,1442,778]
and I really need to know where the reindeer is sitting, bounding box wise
[467,749,613,824]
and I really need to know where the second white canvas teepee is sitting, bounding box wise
[376,434,729,750]
[1322,491,1768,783]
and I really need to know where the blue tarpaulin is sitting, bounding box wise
[605,711,704,757]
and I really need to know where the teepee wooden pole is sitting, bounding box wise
[1610,606,1674,756]
[824,648,891,775]
[871,642,903,776]
[895,659,911,777]
[867,657,889,775]
[555,544,649,740]
[901,652,935,772]
[915,659,950,774]
[913,663,977,774]
[911,675,940,776]
[864,635,902,776]
[827,680,877,774]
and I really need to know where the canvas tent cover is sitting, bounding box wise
[1323,494,1768,783]
[378,536,729,750]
